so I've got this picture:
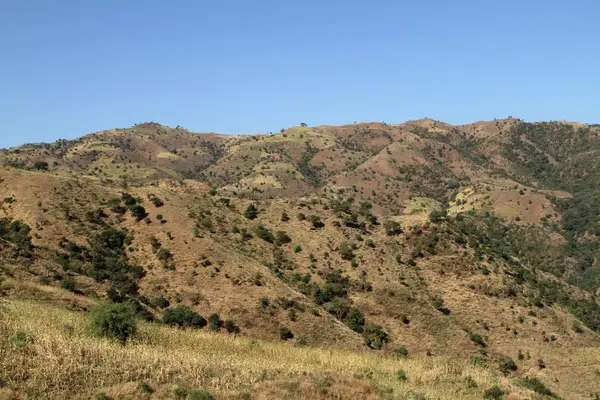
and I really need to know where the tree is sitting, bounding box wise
[90,302,137,344]
[208,313,222,331]
[308,215,324,228]
[130,205,148,221]
[384,220,402,236]
[279,327,294,340]
[363,324,388,349]
[162,306,207,328]
[429,209,447,223]
[224,319,240,334]
[275,231,291,246]
[338,241,355,260]
[33,161,49,171]
[253,224,274,243]
[244,204,258,219]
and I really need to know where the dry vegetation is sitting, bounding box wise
[1,118,600,399]
[0,299,526,400]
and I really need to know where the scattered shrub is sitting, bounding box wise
[163,306,207,328]
[392,346,409,358]
[518,377,556,397]
[253,224,274,243]
[469,332,486,347]
[244,204,258,219]
[61,279,76,292]
[483,386,506,400]
[279,327,294,340]
[498,356,517,374]
[396,369,408,381]
[90,302,137,344]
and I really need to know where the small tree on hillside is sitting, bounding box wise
[90,302,137,344]
[244,204,258,220]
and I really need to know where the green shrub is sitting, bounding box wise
[185,388,213,400]
[293,244,302,253]
[469,332,486,347]
[224,319,240,334]
[163,306,207,328]
[157,248,173,261]
[275,231,291,246]
[392,346,409,358]
[90,302,137,344]
[130,205,148,221]
[244,204,258,219]
[253,224,274,243]
[518,377,557,397]
[61,279,76,292]
[208,313,223,331]
[338,241,355,260]
[428,209,447,223]
[150,196,164,207]
[308,215,324,228]
[33,161,49,170]
[483,386,506,400]
[363,324,388,349]
[395,369,407,381]
[384,220,402,236]
[279,327,294,340]
[498,356,517,374]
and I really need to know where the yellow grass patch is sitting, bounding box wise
[0,299,502,399]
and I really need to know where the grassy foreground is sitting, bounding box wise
[0,300,510,400]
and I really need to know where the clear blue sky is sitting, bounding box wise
[1,1,599,148]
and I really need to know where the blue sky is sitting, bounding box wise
[1,0,599,148]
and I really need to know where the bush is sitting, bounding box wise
[469,332,486,347]
[293,244,302,253]
[308,215,324,228]
[163,306,207,328]
[275,231,291,246]
[90,302,137,344]
[208,313,223,331]
[483,386,506,400]
[150,196,164,207]
[428,209,447,223]
[363,324,388,349]
[33,161,49,170]
[384,220,402,236]
[244,204,258,219]
[395,369,407,381]
[338,241,355,260]
[498,356,517,374]
[253,224,274,243]
[61,279,76,292]
[518,377,556,397]
[185,388,213,400]
[157,248,173,261]
[279,327,294,340]
[392,346,409,358]
[153,297,170,308]
[224,319,240,334]
[130,205,148,221]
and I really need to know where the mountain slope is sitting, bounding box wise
[2,118,600,399]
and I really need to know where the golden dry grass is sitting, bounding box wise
[0,299,510,400]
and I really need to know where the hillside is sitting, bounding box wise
[1,118,600,399]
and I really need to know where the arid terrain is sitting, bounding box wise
[1,118,600,399]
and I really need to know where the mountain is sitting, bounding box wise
[1,118,599,399]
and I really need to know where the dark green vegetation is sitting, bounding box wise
[90,302,137,344]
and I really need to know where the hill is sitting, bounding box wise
[1,118,600,399]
